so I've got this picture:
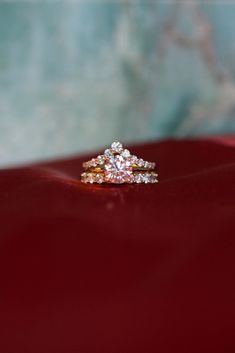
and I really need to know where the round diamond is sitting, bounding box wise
[142,174,149,183]
[138,159,144,167]
[95,174,104,184]
[104,149,113,157]
[86,173,94,183]
[150,173,158,183]
[81,172,86,182]
[111,141,123,153]
[97,155,105,165]
[105,155,133,184]
[147,173,156,183]
[130,155,138,164]
[90,158,97,167]
[121,149,130,158]
[134,174,144,184]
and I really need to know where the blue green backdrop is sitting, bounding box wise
[0,1,235,166]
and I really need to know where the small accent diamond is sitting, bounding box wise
[95,174,104,184]
[134,174,143,183]
[138,158,145,167]
[90,158,97,167]
[111,141,123,153]
[130,155,138,164]
[97,155,105,165]
[86,173,94,183]
[104,149,113,157]
[150,173,158,183]
[121,149,130,158]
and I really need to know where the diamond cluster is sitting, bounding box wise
[81,141,158,184]
[81,172,158,184]
[81,172,104,184]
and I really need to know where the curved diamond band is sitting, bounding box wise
[81,141,158,184]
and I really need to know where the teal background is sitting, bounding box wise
[1,1,235,166]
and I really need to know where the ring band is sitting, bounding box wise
[81,141,158,184]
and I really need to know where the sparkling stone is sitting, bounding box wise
[134,173,153,184]
[130,155,138,164]
[150,173,158,183]
[143,174,149,183]
[86,173,94,183]
[81,172,86,182]
[121,149,130,158]
[97,155,105,165]
[104,148,113,156]
[90,158,97,167]
[105,155,133,184]
[134,174,144,183]
[95,174,104,184]
[111,141,123,153]
[138,158,145,167]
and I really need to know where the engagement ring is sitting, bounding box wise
[81,141,158,184]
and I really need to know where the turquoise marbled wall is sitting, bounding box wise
[0,1,235,165]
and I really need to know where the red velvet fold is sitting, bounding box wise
[0,136,234,353]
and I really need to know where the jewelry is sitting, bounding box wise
[81,141,158,184]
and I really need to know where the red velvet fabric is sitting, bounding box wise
[0,136,235,353]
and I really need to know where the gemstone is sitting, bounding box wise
[121,149,130,158]
[95,174,104,184]
[86,173,94,183]
[90,158,97,167]
[138,158,144,167]
[130,155,138,164]
[134,174,144,183]
[104,149,113,156]
[111,141,123,153]
[105,155,133,184]
[97,155,105,165]
[81,172,86,182]
[149,173,158,183]
[143,174,149,183]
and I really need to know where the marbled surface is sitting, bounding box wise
[0,1,235,166]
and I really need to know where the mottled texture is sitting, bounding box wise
[0,1,235,166]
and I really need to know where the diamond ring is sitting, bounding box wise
[81,141,158,184]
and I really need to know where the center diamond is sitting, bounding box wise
[104,155,133,184]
